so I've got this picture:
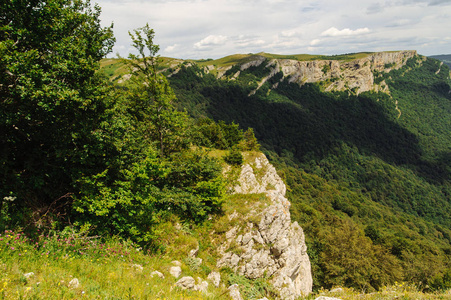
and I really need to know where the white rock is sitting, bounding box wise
[315,297,342,300]
[169,266,182,278]
[171,260,182,266]
[218,153,313,300]
[24,272,34,279]
[207,271,221,287]
[330,287,344,293]
[150,271,164,279]
[195,279,209,293]
[175,276,195,290]
[68,278,80,289]
[188,245,199,258]
[131,264,143,272]
[228,284,243,300]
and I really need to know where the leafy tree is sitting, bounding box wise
[224,148,244,166]
[0,0,114,223]
[121,24,189,157]
[240,128,260,151]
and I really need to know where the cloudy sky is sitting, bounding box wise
[95,0,451,59]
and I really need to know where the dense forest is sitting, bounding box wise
[3,0,451,296]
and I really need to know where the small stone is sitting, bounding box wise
[171,260,182,266]
[131,264,143,272]
[188,245,199,258]
[68,278,80,289]
[195,280,209,293]
[169,266,182,278]
[24,272,34,279]
[315,297,342,300]
[150,271,165,279]
[330,288,344,293]
[175,276,195,290]
[207,271,221,287]
[228,284,243,300]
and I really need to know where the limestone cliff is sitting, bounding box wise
[209,50,417,95]
[218,153,312,299]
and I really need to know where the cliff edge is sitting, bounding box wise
[209,50,417,95]
[218,153,313,299]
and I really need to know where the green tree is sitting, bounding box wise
[122,24,189,157]
[241,128,260,151]
[0,0,114,222]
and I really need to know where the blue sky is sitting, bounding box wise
[95,0,451,59]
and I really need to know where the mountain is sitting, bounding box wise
[430,54,451,68]
[100,51,451,291]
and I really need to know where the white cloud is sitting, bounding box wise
[164,44,179,53]
[194,35,228,50]
[310,39,321,46]
[280,29,302,38]
[321,27,371,37]
[234,35,266,48]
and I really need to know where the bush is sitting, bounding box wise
[224,149,244,166]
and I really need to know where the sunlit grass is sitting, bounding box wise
[300,284,451,300]
[0,229,228,299]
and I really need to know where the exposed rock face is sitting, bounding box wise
[213,51,417,95]
[217,153,312,299]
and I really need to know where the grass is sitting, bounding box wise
[4,227,451,299]
[304,284,451,300]
[0,228,229,299]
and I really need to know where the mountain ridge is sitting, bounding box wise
[102,50,419,95]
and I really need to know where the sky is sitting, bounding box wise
[94,0,451,59]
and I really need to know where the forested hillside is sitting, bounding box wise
[155,54,451,291]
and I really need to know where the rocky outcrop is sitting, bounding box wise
[217,153,312,299]
[213,51,417,95]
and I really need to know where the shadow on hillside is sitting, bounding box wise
[200,81,449,184]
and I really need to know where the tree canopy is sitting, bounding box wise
[1,0,115,218]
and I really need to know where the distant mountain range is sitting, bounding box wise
[430,54,451,67]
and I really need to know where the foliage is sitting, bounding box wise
[0,0,115,224]
[71,24,227,246]
[121,24,190,157]
[223,148,244,166]
[0,2,235,252]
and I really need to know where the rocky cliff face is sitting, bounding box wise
[211,50,417,95]
[218,153,312,299]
